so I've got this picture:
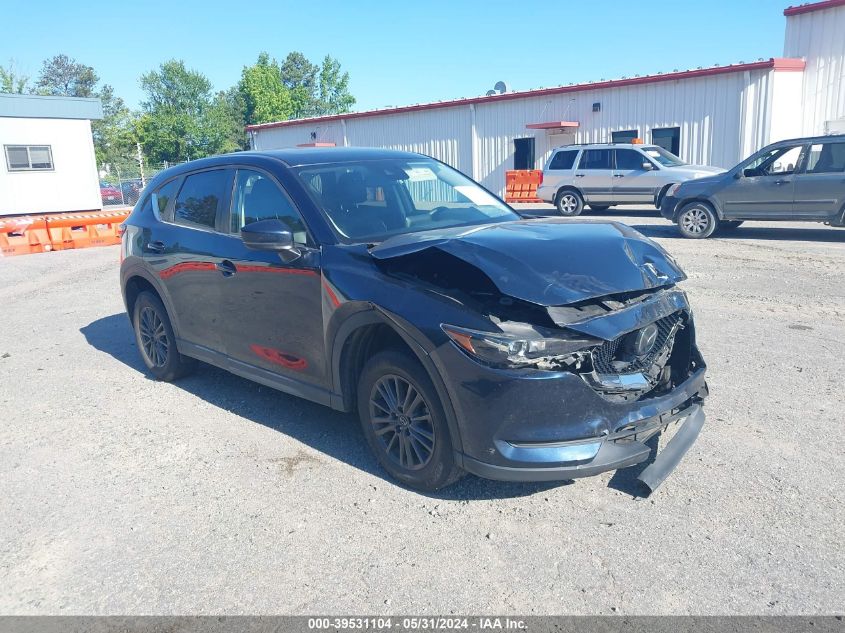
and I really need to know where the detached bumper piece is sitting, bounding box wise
[461,403,705,491]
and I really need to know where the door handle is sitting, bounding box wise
[215,260,237,276]
[613,174,625,178]
[575,174,585,178]
[773,179,790,185]
[145,240,166,254]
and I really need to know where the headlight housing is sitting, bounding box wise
[441,322,598,370]
[666,182,682,197]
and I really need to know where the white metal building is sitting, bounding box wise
[0,93,103,216]
[248,0,845,196]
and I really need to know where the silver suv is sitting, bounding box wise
[537,143,723,216]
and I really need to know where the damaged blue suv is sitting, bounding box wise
[120,148,708,491]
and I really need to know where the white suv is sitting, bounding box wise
[537,143,724,216]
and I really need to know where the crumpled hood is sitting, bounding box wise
[370,219,686,306]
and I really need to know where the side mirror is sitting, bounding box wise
[642,162,654,171]
[241,219,301,261]
[742,168,756,178]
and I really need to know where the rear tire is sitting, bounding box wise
[133,291,196,381]
[555,189,584,216]
[357,349,463,491]
[677,202,719,239]
[588,204,610,212]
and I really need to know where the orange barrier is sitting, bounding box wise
[0,209,130,257]
[0,216,52,257]
[45,210,129,251]
[504,170,543,203]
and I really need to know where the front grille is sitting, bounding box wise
[591,312,683,375]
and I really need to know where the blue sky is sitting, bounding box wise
[3,0,789,113]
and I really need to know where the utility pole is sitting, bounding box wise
[136,141,146,188]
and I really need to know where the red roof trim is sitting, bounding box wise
[526,121,580,129]
[246,58,806,132]
[784,0,845,15]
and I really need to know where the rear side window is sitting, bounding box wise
[173,170,231,230]
[230,169,309,244]
[804,142,845,174]
[549,150,577,170]
[579,149,612,170]
[151,178,181,220]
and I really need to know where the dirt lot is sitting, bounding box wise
[1,208,844,615]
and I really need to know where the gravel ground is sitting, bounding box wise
[1,208,844,615]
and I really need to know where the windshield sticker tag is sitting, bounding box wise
[404,167,437,181]
[454,185,500,207]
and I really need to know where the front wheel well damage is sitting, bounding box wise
[337,322,418,412]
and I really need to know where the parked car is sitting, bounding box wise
[100,182,122,205]
[661,135,845,238]
[120,148,708,491]
[120,179,144,205]
[537,142,724,216]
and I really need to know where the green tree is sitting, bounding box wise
[316,55,355,115]
[92,84,139,173]
[0,60,30,93]
[238,52,293,125]
[138,60,237,163]
[278,51,355,119]
[280,52,319,118]
[36,54,98,97]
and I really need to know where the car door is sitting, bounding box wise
[612,148,660,203]
[792,141,845,219]
[216,167,328,392]
[144,168,234,354]
[717,144,804,219]
[574,149,614,204]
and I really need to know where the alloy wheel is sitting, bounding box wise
[369,374,435,471]
[139,306,169,367]
[681,207,710,234]
[559,194,578,214]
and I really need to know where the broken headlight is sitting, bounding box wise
[441,323,598,369]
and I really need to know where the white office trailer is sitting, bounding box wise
[248,0,845,196]
[0,93,103,216]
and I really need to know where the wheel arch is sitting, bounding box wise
[328,307,464,455]
[675,196,724,221]
[121,265,182,339]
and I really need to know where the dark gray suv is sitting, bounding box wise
[660,135,845,238]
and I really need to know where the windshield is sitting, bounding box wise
[642,146,687,167]
[294,158,518,243]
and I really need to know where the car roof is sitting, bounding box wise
[235,146,425,167]
[553,143,660,151]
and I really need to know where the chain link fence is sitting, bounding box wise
[98,158,170,208]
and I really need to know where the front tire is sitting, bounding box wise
[133,291,196,381]
[555,189,584,216]
[357,350,463,491]
[677,202,719,239]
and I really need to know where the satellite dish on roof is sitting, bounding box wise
[486,89,497,96]
[493,80,509,94]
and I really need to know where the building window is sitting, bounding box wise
[513,137,536,170]
[611,130,638,143]
[651,127,681,155]
[4,145,54,171]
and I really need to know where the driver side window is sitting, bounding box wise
[746,145,804,177]
[230,169,309,244]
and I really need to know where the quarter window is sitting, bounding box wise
[173,170,231,230]
[5,145,53,171]
[578,149,612,170]
[549,150,577,170]
[230,169,309,244]
[804,143,845,174]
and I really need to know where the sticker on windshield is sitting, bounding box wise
[454,185,500,207]
[404,166,437,181]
